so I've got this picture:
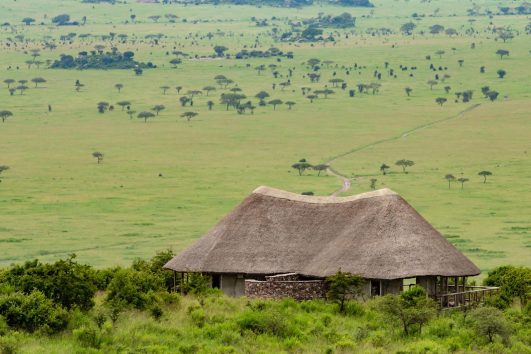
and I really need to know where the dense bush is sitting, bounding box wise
[0,291,68,333]
[3,255,97,311]
[50,51,155,70]
[484,265,530,306]
[105,268,165,310]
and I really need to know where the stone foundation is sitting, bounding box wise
[245,273,326,300]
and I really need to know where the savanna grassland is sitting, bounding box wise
[0,0,530,278]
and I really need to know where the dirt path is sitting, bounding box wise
[324,104,481,195]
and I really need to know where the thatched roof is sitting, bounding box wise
[164,187,480,279]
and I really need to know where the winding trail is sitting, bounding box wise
[325,104,481,196]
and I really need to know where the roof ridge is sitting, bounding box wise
[252,186,398,204]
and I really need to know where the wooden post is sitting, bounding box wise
[180,272,184,295]
[173,271,176,292]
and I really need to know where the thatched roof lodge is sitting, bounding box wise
[165,187,495,308]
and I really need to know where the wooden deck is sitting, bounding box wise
[435,286,500,310]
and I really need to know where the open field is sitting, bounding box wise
[0,0,530,278]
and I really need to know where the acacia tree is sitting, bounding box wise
[435,97,447,106]
[31,77,46,88]
[370,178,377,190]
[285,101,296,110]
[255,91,270,106]
[137,111,155,123]
[313,164,328,176]
[3,79,15,88]
[326,271,363,313]
[291,159,312,176]
[404,87,413,96]
[457,177,469,189]
[496,49,509,59]
[427,80,438,90]
[181,111,198,122]
[207,101,214,110]
[268,99,283,110]
[117,101,131,111]
[0,110,13,122]
[126,110,136,119]
[478,171,492,183]
[115,83,124,92]
[97,102,109,113]
[445,174,455,189]
[92,152,104,164]
[213,45,228,57]
[160,86,170,95]
[151,105,165,115]
[203,86,216,96]
[169,58,182,68]
[380,163,390,175]
[395,159,415,173]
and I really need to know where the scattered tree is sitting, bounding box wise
[181,111,198,122]
[457,177,469,189]
[445,174,456,189]
[0,110,13,122]
[497,69,506,79]
[137,111,155,123]
[395,159,415,173]
[313,164,328,176]
[151,105,165,115]
[478,171,492,183]
[291,159,312,176]
[92,152,104,164]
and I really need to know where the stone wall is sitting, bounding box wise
[245,277,327,300]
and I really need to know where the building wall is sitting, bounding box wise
[245,279,327,300]
[416,276,437,296]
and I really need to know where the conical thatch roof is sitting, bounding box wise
[164,187,480,279]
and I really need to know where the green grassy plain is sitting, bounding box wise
[0,0,530,277]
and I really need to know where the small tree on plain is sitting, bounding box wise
[0,110,13,122]
[31,77,46,88]
[380,163,390,175]
[427,80,438,90]
[497,69,506,79]
[478,171,492,183]
[268,99,283,110]
[313,164,328,176]
[395,159,415,173]
[207,101,214,110]
[117,101,131,111]
[435,97,447,106]
[445,174,455,189]
[487,91,499,101]
[285,101,296,110]
[370,178,377,190]
[496,49,509,59]
[115,83,123,92]
[137,111,155,123]
[181,111,198,122]
[126,110,136,119]
[457,177,469,189]
[151,105,165,115]
[404,87,413,96]
[291,159,312,176]
[160,86,170,95]
[0,165,10,176]
[92,152,104,164]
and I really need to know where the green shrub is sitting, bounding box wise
[469,306,511,344]
[105,268,165,310]
[0,291,68,333]
[73,324,102,349]
[342,301,365,317]
[0,335,18,354]
[0,315,8,336]
[189,308,206,328]
[150,305,164,321]
[236,310,292,337]
[3,255,97,311]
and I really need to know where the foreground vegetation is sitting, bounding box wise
[0,253,529,353]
